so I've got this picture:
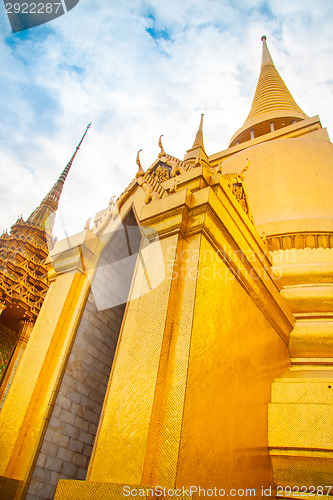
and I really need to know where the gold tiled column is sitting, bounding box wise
[0,230,101,498]
[141,232,202,488]
[87,190,192,485]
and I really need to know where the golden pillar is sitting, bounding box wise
[0,229,101,499]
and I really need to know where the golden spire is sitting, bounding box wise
[229,36,307,147]
[260,34,274,66]
[27,124,91,232]
[191,113,205,149]
[184,114,209,166]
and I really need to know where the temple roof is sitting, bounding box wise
[229,36,307,147]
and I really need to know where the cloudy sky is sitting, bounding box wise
[0,0,333,240]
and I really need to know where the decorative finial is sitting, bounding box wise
[238,159,250,181]
[199,113,204,129]
[136,149,145,177]
[169,178,179,194]
[158,135,166,158]
[84,217,92,230]
[241,159,250,175]
[261,35,267,41]
[194,150,202,167]
[59,122,92,184]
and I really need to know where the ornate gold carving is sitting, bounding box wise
[151,165,170,183]
[0,222,49,322]
[169,178,179,194]
[267,232,333,251]
[232,183,248,213]
[18,318,34,344]
[222,173,252,220]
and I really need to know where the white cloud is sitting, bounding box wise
[0,0,332,240]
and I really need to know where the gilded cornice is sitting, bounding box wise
[268,232,333,251]
[210,115,322,167]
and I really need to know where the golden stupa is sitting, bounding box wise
[0,38,332,500]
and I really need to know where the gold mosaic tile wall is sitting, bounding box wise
[0,323,18,385]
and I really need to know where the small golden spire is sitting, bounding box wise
[260,35,274,66]
[250,37,305,120]
[136,149,145,177]
[158,135,166,158]
[184,114,209,166]
[27,123,91,232]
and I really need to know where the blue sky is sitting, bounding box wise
[0,0,333,239]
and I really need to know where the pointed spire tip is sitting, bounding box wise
[26,124,90,232]
[189,113,205,149]
[199,113,204,130]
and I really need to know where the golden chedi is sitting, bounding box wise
[0,38,331,500]
[0,125,90,411]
